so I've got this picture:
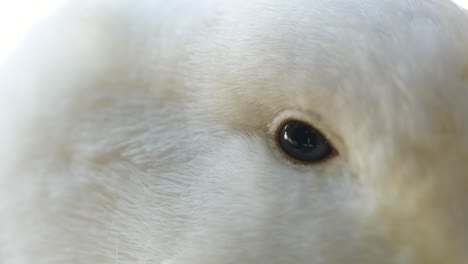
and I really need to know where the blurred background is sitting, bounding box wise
[0,0,63,61]
[0,0,466,62]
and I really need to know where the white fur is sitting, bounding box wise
[1,0,468,263]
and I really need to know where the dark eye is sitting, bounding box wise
[278,120,335,163]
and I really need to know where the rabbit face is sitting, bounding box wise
[0,0,467,263]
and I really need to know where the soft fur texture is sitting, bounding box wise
[1,0,468,263]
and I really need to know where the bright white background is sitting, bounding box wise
[0,0,466,61]
[0,0,63,61]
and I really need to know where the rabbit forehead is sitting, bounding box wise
[189,0,468,142]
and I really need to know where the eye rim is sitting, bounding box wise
[275,119,338,164]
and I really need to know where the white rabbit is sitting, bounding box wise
[0,0,467,263]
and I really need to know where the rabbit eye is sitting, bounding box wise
[278,120,335,163]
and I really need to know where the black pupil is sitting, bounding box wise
[279,120,333,162]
